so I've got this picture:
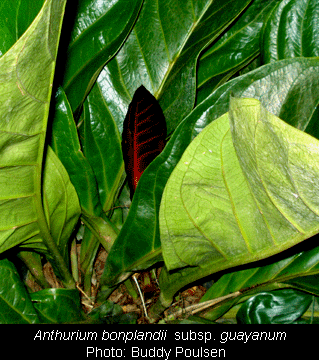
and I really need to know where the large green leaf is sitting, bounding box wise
[0,0,45,56]
[196,0,278,104]
[146,96,319,319]
[101,0,252,136]
[0,258,39,324]
[61,0,144,113]
[20,146,81,275]
[262,0,319,63]
[102,57,319,289]
[0,0,77,288]
[0,0,66,253]
[161,97,319,272]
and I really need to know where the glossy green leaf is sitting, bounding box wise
[102,57,319,288]
[0,0,66,254]
[0,258,39,324]
[161,97,319,272]
[102,0,252,135]
[50,88,118,248]
[262,0,319,63]
[100,0,254,287]
[0,0,45,56]
[61,0,144,113]
[82,83,125,213]
[50,88,102,218]
[31,288,84,323]
[197,0,278,104]
[50,88,105,289]
[236,289,312,324]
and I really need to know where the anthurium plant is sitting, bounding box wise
[1,0,319,324]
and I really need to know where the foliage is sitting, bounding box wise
[1,0,319,323]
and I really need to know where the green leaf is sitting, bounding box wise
[100,0,254,288]
[161,97,319,274]
[21,145,81,281]
[42,147,81,264]
[88,300,138,324]
[82,83,125,213]
[31,288,84,323]
[262,0,319,63]
[61,0,144,113]
[102,0,252,135]
[199,242,319,321]
[0,258,39,324]
[102,57,319,288]
[0,0,45,56]
[50,87,102,218]
[236,289,312,324]
[0,0,66,254]
[50,88,105,289]
[197,0,278,104]
[195,58,319,139]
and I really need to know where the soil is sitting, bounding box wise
[26,245,208,324]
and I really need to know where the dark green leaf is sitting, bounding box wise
[102,0,252,135]
[236,289,312,324]
[62,0,144,113]
[31,288,84,323]
[88,300,138,324]
[200,242,319,321]
[0,0,45,56]
[0,258,39,324]
[262,0,319,63]
[197,0,278,104]
[50,87,102,217]
[82,82,125,213]
[286,273,319,295]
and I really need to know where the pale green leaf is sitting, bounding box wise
[160,98,319,276]
[0,0,66,253]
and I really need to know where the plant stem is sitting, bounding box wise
[164,291,242,320]
[148,265,211,321]
[148,292,172,322]
[37,202,75,289]
[80,227,100,296]
[70,239,79,283]
[17,251,51,289]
